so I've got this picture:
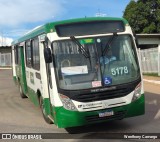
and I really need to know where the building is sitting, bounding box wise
[0,46,12,67]
[137,34,160,76]
[0,46,11,53]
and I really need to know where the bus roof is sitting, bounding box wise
[12,17,128,45]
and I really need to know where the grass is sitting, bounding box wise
[143,73,159,77]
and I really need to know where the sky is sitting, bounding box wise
[0,0,130,45]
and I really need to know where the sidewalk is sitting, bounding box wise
[0,67,12,69]
[143,75,160,85]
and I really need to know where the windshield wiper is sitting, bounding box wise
[102,33,118,56]
[70,36,90,58]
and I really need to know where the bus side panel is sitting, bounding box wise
[27,86,39,107]
[25,68,41,107]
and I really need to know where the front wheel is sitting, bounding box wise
[65,127,81,134]
[39,96,53,124]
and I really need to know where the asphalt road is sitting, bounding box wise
[0,69,160,141]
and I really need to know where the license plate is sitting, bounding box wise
[99,110,114,117]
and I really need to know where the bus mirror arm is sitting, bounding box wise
[132,29,139,48]
[44,48,52,63]
[135,37,139,48]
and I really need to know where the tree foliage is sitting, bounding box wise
[123,0,160,33]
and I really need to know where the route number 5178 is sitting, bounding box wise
[111,66,129,76]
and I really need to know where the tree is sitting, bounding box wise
[123,0,160,33]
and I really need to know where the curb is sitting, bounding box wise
[143,79,160,85]
[0,68,12,70]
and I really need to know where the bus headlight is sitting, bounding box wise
[132,83,142,102]
[59,94,77,111]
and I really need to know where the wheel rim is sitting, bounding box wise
[19,85,22,94]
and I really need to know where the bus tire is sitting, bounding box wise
[19,84,27,98]
[65,127,79,134]
[39,96,53,124]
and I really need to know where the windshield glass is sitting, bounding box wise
[52,35,140,90]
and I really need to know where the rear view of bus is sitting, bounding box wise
[49,17,145,128]
[12,17,145,129]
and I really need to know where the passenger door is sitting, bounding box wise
[16,43,28,95]
[25,38,41,106]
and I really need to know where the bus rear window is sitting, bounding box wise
[55,21,125,37]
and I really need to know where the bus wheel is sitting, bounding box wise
[19,84,27,98]
[39,96,53,124]
[65,127,79,134]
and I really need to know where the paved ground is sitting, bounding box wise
[143,75,160,81]
[0,69,160,142]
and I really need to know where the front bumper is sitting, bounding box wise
[54,94,145,128]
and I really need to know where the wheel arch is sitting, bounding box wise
[37,89,41,98]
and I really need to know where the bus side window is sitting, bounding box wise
[14,45,21,65]
[14,46,18,64]
[32,37,40,70]
[17,47,21,65]
[25,40,32,67]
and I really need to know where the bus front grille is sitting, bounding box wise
[72,87,133,102]
[85,110,126,123]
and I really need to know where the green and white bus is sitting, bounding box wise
[12,17,145,129]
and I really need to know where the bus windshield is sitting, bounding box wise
[52,34,140,90]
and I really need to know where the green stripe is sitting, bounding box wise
[27,87,39,107]
[20,47,28,95]
[43,98,52,116]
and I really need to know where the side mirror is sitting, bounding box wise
[44,48,52,63]
[134,34,139,47]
